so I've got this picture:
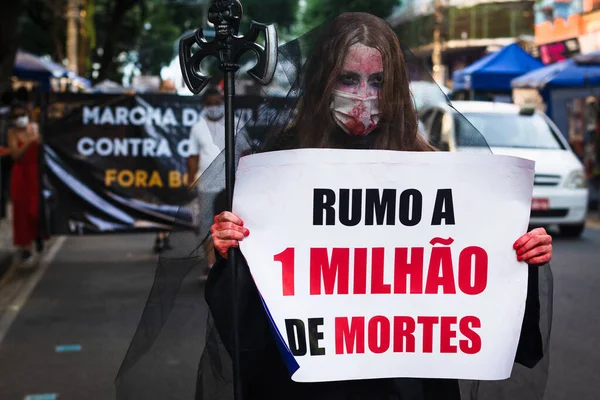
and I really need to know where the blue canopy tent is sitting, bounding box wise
[511,51,600,137]
[12,50,90,91]
[453,43,543,99]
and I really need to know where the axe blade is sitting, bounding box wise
[179,29,213,94]
[246,21,278,85]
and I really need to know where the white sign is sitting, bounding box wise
[233,149,534,383]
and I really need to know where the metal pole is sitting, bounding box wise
[178,3,277,398]
[224,69,243,399]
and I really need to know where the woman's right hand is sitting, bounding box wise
[211,211,250,259]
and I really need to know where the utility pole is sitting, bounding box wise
[66,0,80,74]
[432,0,445,85]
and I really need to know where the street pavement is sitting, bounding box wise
[0,227,598,400]
[0,234,207,400]
[545,225,600,400]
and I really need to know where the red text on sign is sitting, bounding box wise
[335,315,481,355]
[308,244,488,296]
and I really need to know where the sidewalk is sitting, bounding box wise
[0,205,14,280]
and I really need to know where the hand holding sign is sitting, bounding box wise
[513,227,552,265]
[211,211,250,258]
[210,213,552,265]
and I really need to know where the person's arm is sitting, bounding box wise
[31,122,41,143]
[7,129,32,161]
[514,266,544,369]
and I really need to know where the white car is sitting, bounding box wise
[418,101,589,237]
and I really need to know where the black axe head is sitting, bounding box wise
[179,0,278,95]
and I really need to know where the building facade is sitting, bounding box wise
[389,0,536,87]
[533,1,600,160]
[534,0,600,63]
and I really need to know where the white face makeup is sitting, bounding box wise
[330,43,383,136]
[334,43,384,97]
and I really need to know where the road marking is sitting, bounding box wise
[24,394,58,400]
[55,344,82,353]
[0,236,66,349]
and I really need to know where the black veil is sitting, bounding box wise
[115,14,552,400]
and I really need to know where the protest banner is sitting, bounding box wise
[233,149,535,382]
[42,93,289,234]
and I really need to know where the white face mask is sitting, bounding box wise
[204,105,224,121]
[330,90,380,136]
[15,116,29,128]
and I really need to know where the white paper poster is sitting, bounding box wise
[233,149,535,383]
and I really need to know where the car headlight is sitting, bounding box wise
[564,170,588,189]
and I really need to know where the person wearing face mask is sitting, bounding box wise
[7,103,41,267]
[187,86,225,182]
[206,13,552,400]
[117,13,554,400]
[187,86,225,279]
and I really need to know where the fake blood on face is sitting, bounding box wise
[344,119,367,136]
[332,43,383,136]
[344,101,369,135]
[335,43,384,97]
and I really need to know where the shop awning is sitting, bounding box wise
[453,43,543,91]
[13,50,69,81]
[12,50,91,90]
[511,50,600,89]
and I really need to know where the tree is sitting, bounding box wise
[136,2,181,75]
[303,0,401,30]
[95,0,145,82]
[18,0,66,63]
[94,0,205,82]
[0,1,25,97]
[243,0,299,32]
[1,0,301,92]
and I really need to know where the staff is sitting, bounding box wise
[178,1,277,399]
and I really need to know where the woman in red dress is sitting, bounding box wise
[7,104,40,265]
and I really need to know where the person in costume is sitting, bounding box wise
[116,12,553,400]
[7,103,43,267]
[187,87,226,183]
[206,12,552,400]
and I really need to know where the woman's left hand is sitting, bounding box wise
[513,227,553,265]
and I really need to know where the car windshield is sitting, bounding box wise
[457,112,565,150]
